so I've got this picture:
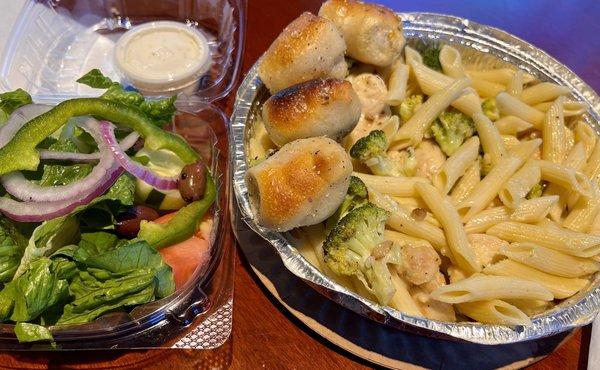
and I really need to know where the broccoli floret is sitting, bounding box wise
[526,182,545,199]
[350,130,413,177]
[325,176,369,233]
[482,98,500,121]
[420,45,442,71]
[430,111,476,156]
[398,94,424,122]
[323,203,400,305]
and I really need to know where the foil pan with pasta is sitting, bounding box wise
[230,12,600,344]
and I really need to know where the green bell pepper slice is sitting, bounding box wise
[0,98,198,176]
[138,172,217,249]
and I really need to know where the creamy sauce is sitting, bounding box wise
[115,22,210,92]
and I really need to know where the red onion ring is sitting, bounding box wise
[1,119,120,202]
[38,131,140,163]
[0,104,53,148]
[98,120,179,191]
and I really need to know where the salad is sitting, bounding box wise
[0,70,216,343]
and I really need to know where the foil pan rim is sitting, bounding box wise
[230,12,600,345]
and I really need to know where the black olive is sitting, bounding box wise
[115,205,160,238]
[178,160,207,203]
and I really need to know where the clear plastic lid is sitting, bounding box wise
[0,0,245,104]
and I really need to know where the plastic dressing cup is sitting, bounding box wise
[114,21,211,95]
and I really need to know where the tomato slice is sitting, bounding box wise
[155,213,212,288]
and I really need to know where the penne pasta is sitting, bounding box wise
[439,45,465,78]
[433,136,480,194]
[520,82,571,106]
[483,259,589,299]
[369,188,448,252]
[500,242,600,278]
[410,60,482,116]
[415,182,481,273]
[532,159,593,198]
[353,172,428,197]
[533,99,586,117]
[389,270,423,317]
[385,61,409,106]
[510,196,558,223]
[505,299,553,317]
[498,163,541,208]
[542,96,567,164]
[574,121,597,160]
[464,206,510,234]
[494,116,533,135]
[496,92,545,129]
[471,77,505,98]
[392,77,471,149]
[506,69,523,97]
[583,140,600,185]
[562,188,600,233]
[486,221,600,257]
[449,158,481,204]
[457,299,531,326]
[472,112,507,166]
[465,68,536,85]
[404,45,423,65]
[431,274,553,303]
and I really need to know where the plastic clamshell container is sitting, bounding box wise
[0,0,245,103]
[0,0,243,352]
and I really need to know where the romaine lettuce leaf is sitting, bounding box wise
[14,322,54,343]
[10,258,70,322]
[39,140,93,187]
[0,217,27,283]
[79,240,175,299]
[0,88,32,117]
[76,69,177,126]
[58,268,155,325]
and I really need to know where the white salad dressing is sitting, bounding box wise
[114,21,211,94]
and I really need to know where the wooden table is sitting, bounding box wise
[224,1,600,369]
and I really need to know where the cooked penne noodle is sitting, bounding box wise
[496,92,545,129]
[533,99,586,117]
[583,140,600,184]
[404,45,423,65]
[465,68,535,85]
[498,163,541,208]
[431,274,553,303]
[472,112,507,166]
[501,135,521,149]
[457,299,531,326]
[507,138,543,160]
[510,196,558,223]
[457,157,522,221]
[464,207,510,234]
[415,182,480,273]
[471,77,505,98]
[542,96,567,164]
[450,158,481,204]
[391,196,427,209]
[563,189,600,233]
[520,82,571,106]
[500,242,600,278]
[389,270,423,317]
[410,60,482,116]
[494,116,533,135]
[370,188,448,252]
[483,259,589,299]
[381,115,401,140]
[506,69,524,97]
[439,45,465,78]
[574,121,597,160]
[384,229,436,249]
[505,299,553,316]
[393,77,471,149]
[532,159,593,197]
[385,61,409,106]
[433,136,480,194]
[396,202,442,228]
[545,143,587,221]
[353,172,428,197]
[486,221,600,257]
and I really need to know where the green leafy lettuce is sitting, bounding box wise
[77,69,177,126]
[0,88,33,124]
[0,217,27,283]
[39,140,93,187]
[14,322,54,343]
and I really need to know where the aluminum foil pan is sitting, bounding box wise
[230,12,600,344]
